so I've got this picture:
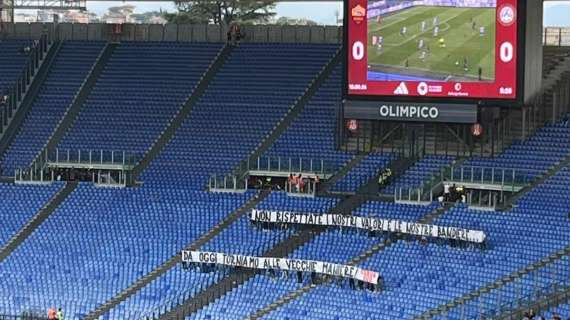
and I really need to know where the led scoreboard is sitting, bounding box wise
[345,0,523,103]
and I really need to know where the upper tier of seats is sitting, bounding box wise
[1,41,105,176]
[465,120,570,182]
[0,39,31,93]
[263,65,353,170]
[58,42,223,157]
[141,44,339,189]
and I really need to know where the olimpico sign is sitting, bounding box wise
[343,100,478,124]
[378,104,439,120]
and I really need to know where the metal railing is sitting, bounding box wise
[544,28,570,47]
[439,255,570,319]
[0,33,52,134]
[285,179,318,196]
[237,156,334,177]
[0,313,47,320]
[394,186,433,203]
[208,174,247,191]
[42,149,137,168]
[447,166,530,192]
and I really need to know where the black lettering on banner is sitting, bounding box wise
[361,217,370,229]
[437,226,445,238]
[182,251,191,262]
[322,262,331,275]
[249,257,259,268]
[254,210,270,222]
[331,215,340,226]
[344,266,356,277]
[236,255,247,267]
[349,216,357,227]
[427,224,434,236]
[406,222,418,235]
[376,218,384,231]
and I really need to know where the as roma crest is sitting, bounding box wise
[351,4,366,24]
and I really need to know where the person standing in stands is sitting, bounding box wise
[57,308,64,320]
[296,270,303,283]
[47,307,56,320]
[235,24,242,43]
[443,181,450,202]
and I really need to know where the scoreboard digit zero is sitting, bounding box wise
[345,0,523,103]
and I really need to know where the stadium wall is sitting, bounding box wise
[524,0,543,104]
[0,23,343,44]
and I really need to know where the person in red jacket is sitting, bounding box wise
[47,307,56,320]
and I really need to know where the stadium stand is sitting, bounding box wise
[382,155,455,195]
[57,42,223,157]
[141,43,339,189]
[464,119,570,182]
[0,21,568,320]
[0,41,105,175]
[251,163,570,320]
[329,153,393,193]
[0,182,61,247]
[542,302,570,320]
[0,40,31,93]
[0,185,252,318]
[104,192,339,319]
[248,201,440,320]
[263,65,353,169]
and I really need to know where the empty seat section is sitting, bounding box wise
[0,39,32,93]
[57,42,223,157]
[0,182,62,247]
[142,44,339,189]
[1,41,105,175]
[106,192,338,319]
[0,184,252,318]
[263,65,353,169]
[382,155,455,195]
[464,119,570,181]
[259,166,570,319]
[329,153,393,193]
[189,201,436,320]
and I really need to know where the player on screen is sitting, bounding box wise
[433,26,439,37]
[463,57,469,72]
[418,39,424,49]
[420,21,426,32]
[400,26,407,36]
[479,26,486,36]
[419,51,427,61]
[439,37,446,48]
[433,16,439,26]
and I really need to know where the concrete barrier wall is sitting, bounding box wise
[1,22,342,44]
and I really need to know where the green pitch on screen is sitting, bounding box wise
[368,6,496,81]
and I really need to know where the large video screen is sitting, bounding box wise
[346,0,519,100]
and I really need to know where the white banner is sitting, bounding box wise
[251,209,486,244]
[181,250,380,285]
